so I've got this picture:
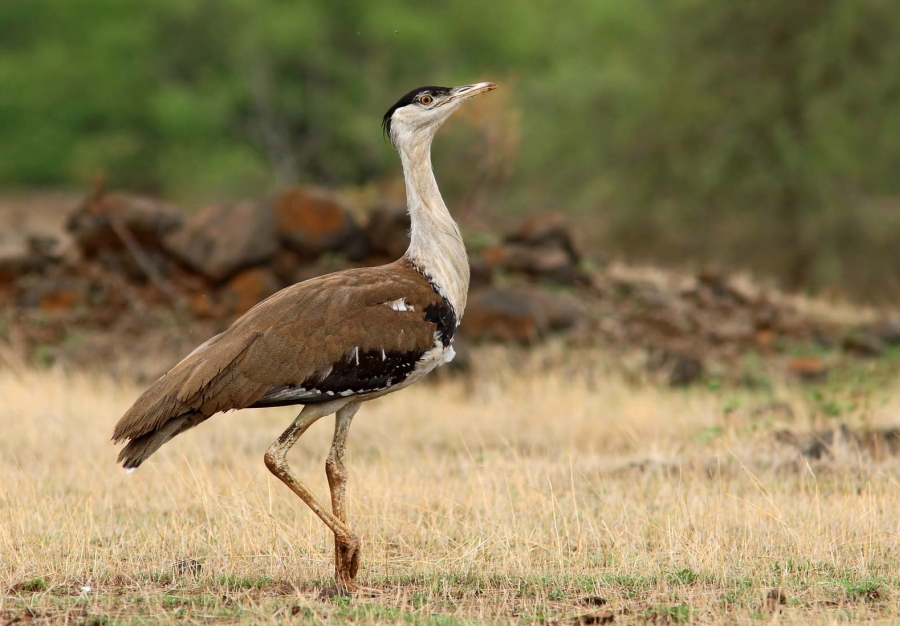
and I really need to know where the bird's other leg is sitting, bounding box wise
[326,401,362,591]
[263,401,359,589]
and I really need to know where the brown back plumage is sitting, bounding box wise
[113,259,447,467]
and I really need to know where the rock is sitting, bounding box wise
[787,356,828,381]
[220,267,282,316]
[274,187,369,260]
[366,203,410,259]
[754,329,775,347]
[483,243,566,272]
[506,213,580,262]
[775,425,856,460]
[842,331,885,358]
[16,276,89,313]
[291,256,357,284]
[461,286,582,344]
[468,263,494,289]
[67,189,182,257]
[481,243,586,284]
[480,213,589,285]
[164,201,278,282]
[695,269,751,306]
[869,319,900,346]
[188,292,217,319]
[647,348,705,386]
[521,287,584,332]
[0,236,61,283]
[669,353,705,386]
[462,287,543,344]
[270,248,304,284]
[66,188,183,281]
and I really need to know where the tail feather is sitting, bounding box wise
[112,322,267,469]
[116,411,208,469]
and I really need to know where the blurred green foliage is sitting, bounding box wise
[1,0,899,300]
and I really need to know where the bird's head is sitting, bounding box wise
[383,82,497,149]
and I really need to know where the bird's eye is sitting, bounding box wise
[418,94,433,106]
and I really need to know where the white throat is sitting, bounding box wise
[399,134,470,319]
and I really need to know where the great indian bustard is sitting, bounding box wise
[112,82,497,592]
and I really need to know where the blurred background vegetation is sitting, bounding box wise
[1,0,899,302]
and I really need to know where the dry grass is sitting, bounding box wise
[2,351,900,625]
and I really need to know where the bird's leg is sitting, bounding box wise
[325,401,361,591]
[263,401,360,591]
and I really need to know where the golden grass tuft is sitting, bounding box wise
[2,357,900,624]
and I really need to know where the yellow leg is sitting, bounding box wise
[263,400,360,592]
[326,401,362,590]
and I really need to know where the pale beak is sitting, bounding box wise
[448,82,498,102]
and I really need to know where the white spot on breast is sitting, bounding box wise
[386,297,413,312]
[352,346,359,365]
[381,349,386,361]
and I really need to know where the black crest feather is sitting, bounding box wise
[382,86,452,140]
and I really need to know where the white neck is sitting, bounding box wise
[399,135,470,319]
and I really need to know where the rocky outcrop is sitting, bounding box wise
[274,187,369,261]
[164,201,278,282]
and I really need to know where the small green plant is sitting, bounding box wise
[16,577,48,593]
[842,578,883,601]
[666,568,698,585]
[644,603,691,622]
[216,574,273,590]
[547,587,566,601]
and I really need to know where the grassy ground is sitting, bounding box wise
[2,349,900,624]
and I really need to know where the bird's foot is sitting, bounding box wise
[331,534,360,594]
[318,583,353,600]
[318,582,379,601]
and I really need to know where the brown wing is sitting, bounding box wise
[112,260,452,466]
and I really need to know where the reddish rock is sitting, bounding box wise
[506,212,581,262]
[274,187,369,260]
[164,201,278,282]
[366,203,410,260]
[66,188,183,282]
[482,243,584,284]
[755,329,774,347]
[842,332,885,358]
[0,236,61,283]
[221,267,282,316]
[270,248,304,284]
[788,356,828,381]
[270,245,353,285]
[67,188,182,257]
[483,214,589,285]
[869,318,900,345]
[189,292,218,319]
[16,277,89,313]
[482,244,570,274]
[461,286,582,344]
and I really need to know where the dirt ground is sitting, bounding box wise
[2,348,900,625]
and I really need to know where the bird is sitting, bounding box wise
[112,81,497,593]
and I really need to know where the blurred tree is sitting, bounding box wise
[587,0,900,293]
[0,0,899,300]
